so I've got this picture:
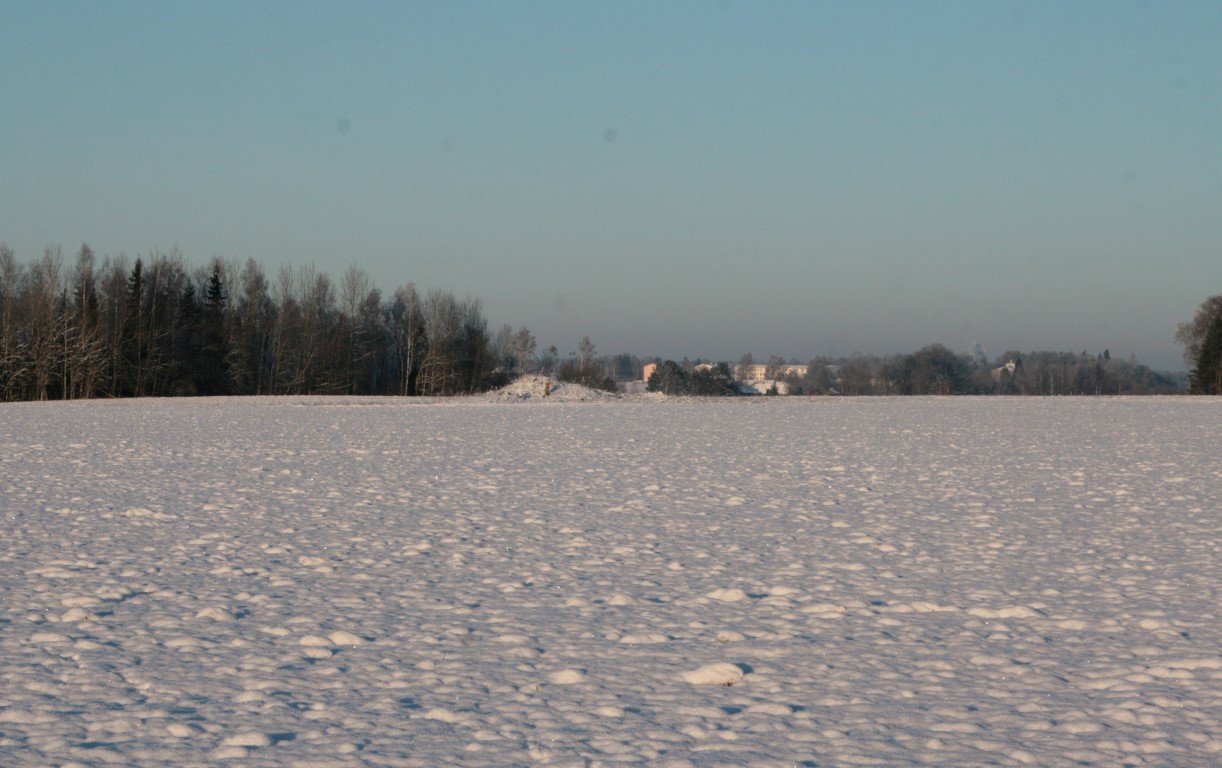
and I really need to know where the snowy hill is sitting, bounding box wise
[484,374,620,402]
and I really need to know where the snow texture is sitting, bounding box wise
[1,395,1220,767]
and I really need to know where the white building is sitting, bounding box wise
[735,363,808,395]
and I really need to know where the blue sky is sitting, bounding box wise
[3,1,1220,370]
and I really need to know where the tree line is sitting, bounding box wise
[0,244,540,401]
[790,346,1183,396]
[645,295,1219,397]
[646,361,739,396]
[643,346,1185,397]
[2,243,1215,401]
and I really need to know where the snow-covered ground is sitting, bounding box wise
[2,395,1220,767]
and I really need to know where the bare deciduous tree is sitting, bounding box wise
[387,283,425,396]
[514,326,537,374]
[339,265,371,393]
[0,245,29,400]
[28,247,65,400]
[66,244,107,399]
[418,289,461,396]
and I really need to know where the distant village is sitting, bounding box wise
[617,350,1186,397]
[630,362,812,395]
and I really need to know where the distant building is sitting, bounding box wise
[991,359,1020,384]
[734,363,808,395]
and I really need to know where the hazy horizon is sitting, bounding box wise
[3,1,1220,371]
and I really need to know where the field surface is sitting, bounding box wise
[2,396,1220,767]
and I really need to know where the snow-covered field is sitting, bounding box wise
[2,395,1220,767]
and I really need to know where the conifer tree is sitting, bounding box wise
[1189,313,1222,395]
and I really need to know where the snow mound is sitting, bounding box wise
[681,662,746,686]
[485,374,619,403]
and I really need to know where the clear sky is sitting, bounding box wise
[3,1,1220,370]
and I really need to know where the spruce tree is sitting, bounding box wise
[199,264,230,395]
[1189,313,1222,395]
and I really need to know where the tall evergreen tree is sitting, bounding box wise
[1176,295,1222,368]
[198,262,230,395]
[1189,313,1222,395]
